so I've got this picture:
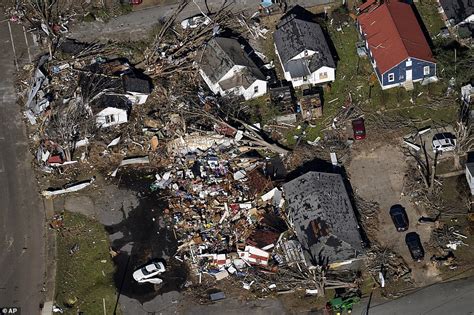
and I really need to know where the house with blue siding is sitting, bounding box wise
[357,0,437,90]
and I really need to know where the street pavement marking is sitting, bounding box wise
[0,156,4,173]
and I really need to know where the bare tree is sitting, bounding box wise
[45,99,94,161]
[453,98,473,169]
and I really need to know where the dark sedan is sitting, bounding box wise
[389,205,409,232]
[405,232,425,261]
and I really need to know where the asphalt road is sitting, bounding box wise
[0,15,46,315]
[353,276,474,315]
[69,0,330,41]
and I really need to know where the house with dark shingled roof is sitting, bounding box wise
[274,12,336,88]
[282,172,364,267]
[438,0,474,27]
[357,0,437,90]
[198,37,267,100]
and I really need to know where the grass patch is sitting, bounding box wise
[245,96,281,125]
[414,0,445,37]
[55,211,118,314]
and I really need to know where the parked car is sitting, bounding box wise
[181,14,211,29]
[432,133,456,153]
[351,118,366,140]
[405,232,424,261]
[389,205,409,232]
[133,261,165,284]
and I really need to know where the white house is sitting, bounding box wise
[92,94,131,128]
[199,37,267,100]
[273,14,335,88]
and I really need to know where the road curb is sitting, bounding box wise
[41,198,57,315]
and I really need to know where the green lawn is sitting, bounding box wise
[55,212,118,314]
[414,0,446,37]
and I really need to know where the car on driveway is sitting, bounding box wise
[133,261,165,284]
[389,204,409,232]
[181,14,211,29]
[351,118,366,140]
[432,132,456,153]
[405,232,424,261]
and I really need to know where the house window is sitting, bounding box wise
[303,76,308,82]
[423,66,430,76]
[388,73,395,82]
[319,72,328,80]
[105,115,116,124]
[406,59,412,67]
[254,85,259,93]
[304,50,308,57]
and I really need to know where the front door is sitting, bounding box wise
[406,68,412,81]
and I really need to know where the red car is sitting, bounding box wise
[129,0,142,5]
[352,118,366,140]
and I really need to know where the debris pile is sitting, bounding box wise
[430,225,469,251]
[365,245,412,287]
[20,40,154,175]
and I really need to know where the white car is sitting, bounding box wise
[133,261,165,284]
[180,15,211,29]
[432,133,456,153]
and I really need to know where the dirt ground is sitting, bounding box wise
[132,0,176,11]
[348,143,441,286]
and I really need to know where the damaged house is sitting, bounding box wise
[91,94,132,128]
[282,172,364,268]
[274,11,336,88]
[122,73,152,105]
[357,0,437,90]
[199,37,268,100]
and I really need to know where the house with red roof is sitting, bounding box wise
[357,0,437,90]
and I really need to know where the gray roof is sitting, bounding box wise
[200,37,265,87]
[439,0,474,25]
[282,172,363,266]
[274,15,335,78]
[122,74,152,94]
